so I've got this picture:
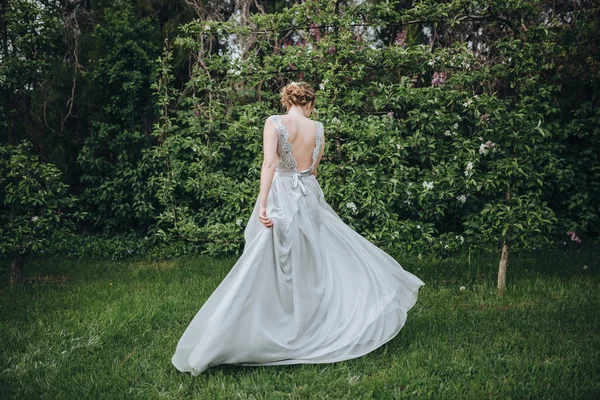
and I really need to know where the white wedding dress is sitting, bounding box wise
[171,114,425,376]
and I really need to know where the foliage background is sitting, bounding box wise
[1,0,598,259]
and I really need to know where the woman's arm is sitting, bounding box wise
[258,118,279,227]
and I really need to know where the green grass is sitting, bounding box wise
[1,244,599,399]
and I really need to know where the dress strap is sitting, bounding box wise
[309,121,324,171]
[268,115,285,137]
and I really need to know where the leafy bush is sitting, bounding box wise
[0,141,85,283]
[135,0,596,260]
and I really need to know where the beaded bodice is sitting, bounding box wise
[268,115,324,173]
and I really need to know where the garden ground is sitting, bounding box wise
[1,244,599,399]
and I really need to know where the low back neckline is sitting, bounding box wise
[270,114,322,173]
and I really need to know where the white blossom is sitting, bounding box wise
[346,202,357,213]
[457,194,467,203]
[236,219,243,226]
[443,130,452,136]
[331,116,341,124]
[422,181,434,190]
[422,27,432,40]
[416,224,421,229]
[31,216,39,222]
[319,78,329,91]
[464,161,474,177]
[396,143,401,150]
[479,140,497,155]
[460,286,466,291]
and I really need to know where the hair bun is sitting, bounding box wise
[280,81,316,109]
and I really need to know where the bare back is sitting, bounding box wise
[278,114,321,171]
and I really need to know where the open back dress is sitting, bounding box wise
[171,114,425,375]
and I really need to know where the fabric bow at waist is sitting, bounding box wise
[276,170,313,196]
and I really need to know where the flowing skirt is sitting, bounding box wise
[171,171,425,376]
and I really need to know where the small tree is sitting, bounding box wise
[0,141,85,286]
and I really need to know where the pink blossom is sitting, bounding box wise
[309,23,321,41]
[567,230,582,243]
[394,29,407,46]
[431,71,448,87]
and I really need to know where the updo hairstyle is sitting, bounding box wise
[280,81,316,110]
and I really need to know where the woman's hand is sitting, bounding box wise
[259,205,273,228]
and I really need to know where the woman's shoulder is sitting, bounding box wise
[266,114,283,125]
[268,114,323,131]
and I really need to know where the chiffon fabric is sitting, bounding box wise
[171,115,425,376]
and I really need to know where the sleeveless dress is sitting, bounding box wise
[171,114,425,376]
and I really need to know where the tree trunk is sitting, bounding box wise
[497,240,509,295]
[498,185,511,295]
[10,253,24,286]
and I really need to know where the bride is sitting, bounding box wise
[171,81,425,376]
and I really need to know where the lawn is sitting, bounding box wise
[1,244,599,399]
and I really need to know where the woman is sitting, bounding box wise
[171,81,425,376]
